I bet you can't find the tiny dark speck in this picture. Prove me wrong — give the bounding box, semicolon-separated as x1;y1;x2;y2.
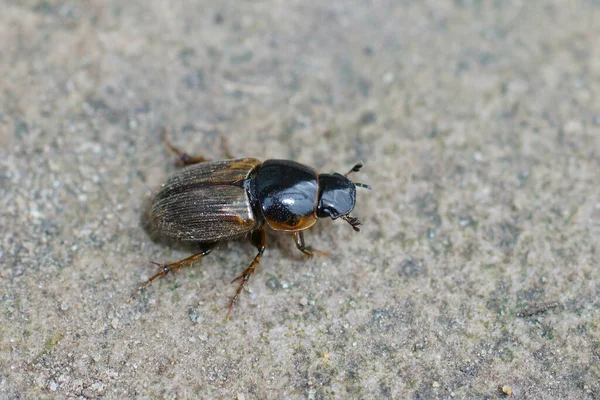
230;50;253;64
33;1;53;15
14;120;29;139
187;307;200;323
359;111;377;126
456;60;470;74
266;276;280;291
358;77;371;97
214;13;224;24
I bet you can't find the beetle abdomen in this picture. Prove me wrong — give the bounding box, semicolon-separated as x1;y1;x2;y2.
151;158;261;242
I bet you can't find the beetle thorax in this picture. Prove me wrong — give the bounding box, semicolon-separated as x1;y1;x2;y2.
253;160;319;231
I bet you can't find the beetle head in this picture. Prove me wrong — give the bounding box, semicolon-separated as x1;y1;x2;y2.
317;162;370;232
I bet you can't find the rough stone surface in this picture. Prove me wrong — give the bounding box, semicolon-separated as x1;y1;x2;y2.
1;1;599;399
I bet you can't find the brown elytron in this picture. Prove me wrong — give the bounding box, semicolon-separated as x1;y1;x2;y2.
150;158;261;242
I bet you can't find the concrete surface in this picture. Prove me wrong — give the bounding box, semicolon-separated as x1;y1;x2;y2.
1;1;599;398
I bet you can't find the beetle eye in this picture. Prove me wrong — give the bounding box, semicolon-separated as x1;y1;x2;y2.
341;215;362;232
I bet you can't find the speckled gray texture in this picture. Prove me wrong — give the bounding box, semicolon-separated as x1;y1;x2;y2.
1;1;599;399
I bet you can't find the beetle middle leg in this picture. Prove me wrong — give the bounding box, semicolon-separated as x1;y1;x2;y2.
134;243;216;298
161;127;209;165
292;231;329;258
226;228;266;318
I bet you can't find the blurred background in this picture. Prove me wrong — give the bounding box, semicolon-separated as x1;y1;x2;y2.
1;1;599;398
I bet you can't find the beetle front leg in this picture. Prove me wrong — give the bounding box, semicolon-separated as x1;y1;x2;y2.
161;127;209;166
292;231;330;258
133;243;216;298
226;228;266;318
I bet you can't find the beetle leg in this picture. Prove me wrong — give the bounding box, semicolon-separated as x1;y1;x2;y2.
161;127;209;166
226;228;266;318
292;231;330;258
220;135;235;159
133;244;215;298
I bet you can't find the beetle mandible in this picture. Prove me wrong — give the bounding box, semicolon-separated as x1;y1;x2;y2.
137;131;370;317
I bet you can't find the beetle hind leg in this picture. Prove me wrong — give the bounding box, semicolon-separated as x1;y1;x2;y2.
133;243;216;299
292;231;330;258
226;228;266;318
161;127;209;166
220;135;236;159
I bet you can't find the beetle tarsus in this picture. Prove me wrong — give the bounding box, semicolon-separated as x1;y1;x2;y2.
227;255;261;318
309;248;330;257
292;231;330;258
226;228;266;319
133;246;214;299
161;127;209;166
341;215;362;232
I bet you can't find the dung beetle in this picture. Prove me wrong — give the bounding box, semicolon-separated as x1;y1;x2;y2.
137;131;370;317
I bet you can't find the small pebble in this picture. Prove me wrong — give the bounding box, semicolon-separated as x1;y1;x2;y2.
382;71;395;84
432;381;440;388
299;297;308;307
60;302;69;311
563;120;582;134
502;385;512;395
49;381;58;391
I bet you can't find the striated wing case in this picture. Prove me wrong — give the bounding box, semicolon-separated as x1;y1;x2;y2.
151;158;262;242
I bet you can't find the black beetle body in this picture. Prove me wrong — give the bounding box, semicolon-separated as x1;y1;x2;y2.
139;134;369;317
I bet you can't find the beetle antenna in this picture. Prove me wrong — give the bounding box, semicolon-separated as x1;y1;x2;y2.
345;161;364;177
355;182;372;190
341;215;362;232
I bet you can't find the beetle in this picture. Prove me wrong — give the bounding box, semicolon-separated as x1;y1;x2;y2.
137;131;370;317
